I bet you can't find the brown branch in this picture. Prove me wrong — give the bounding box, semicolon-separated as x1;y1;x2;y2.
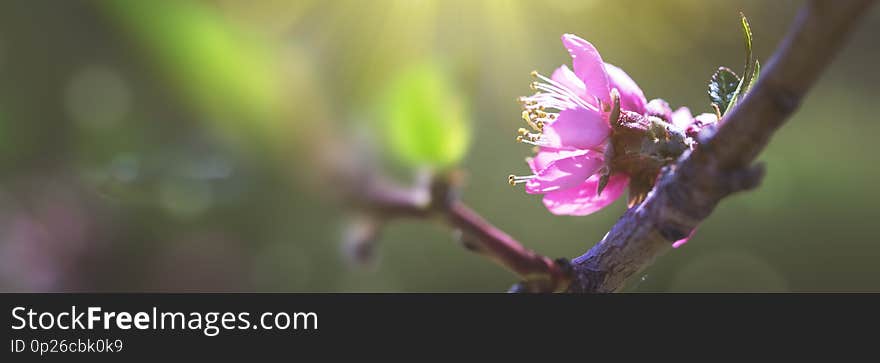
566;0;875;292
446;201;570;292
351;171;569;292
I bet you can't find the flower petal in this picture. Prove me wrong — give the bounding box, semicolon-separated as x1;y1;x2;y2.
670;107;694;130
604;63;646;114
695;113;718;125
672;228;698;248
541;173;628;216
646;99;672;121
561;34;610;106
525;152;602;194
527;148;589;173
541;107;610;150
550;64;589;103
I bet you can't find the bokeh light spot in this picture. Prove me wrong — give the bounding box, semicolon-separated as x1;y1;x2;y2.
158;178;213;219
109;153;140;183
65;65;132;129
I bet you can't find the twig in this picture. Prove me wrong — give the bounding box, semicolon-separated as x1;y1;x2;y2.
352;171;569;292
446;201;570;292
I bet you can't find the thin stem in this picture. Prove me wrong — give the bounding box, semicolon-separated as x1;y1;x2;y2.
350;172;571;292
446;201;570;292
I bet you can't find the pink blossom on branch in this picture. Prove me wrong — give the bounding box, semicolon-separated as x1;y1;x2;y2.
509;34;646;216
509;34;716;232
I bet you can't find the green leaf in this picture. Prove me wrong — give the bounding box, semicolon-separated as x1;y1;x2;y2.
708;67;741;116
724;14;757;114
745;59;761;94
381;63;471;168
740;12;753;73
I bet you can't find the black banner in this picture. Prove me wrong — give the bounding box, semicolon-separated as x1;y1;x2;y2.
1;294;876;359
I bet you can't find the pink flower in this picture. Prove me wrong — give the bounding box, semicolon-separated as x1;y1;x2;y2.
509;34;723;247
670;107;719;140
648;99;719;139
509;34;647;216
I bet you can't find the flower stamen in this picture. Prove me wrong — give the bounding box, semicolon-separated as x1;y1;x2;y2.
529;70;594;110
520;110;554;132
517;138;551;147
508;174;535;186
516;69;598;145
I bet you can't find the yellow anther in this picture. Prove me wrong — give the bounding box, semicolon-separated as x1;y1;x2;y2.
508;175;516;186
530;70;539;78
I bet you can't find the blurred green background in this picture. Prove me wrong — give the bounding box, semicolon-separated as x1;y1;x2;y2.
0;0;878;292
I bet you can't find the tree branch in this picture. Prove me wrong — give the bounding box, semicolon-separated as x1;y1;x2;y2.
446;201;570;292
350;171;569;292
566;0;875;292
